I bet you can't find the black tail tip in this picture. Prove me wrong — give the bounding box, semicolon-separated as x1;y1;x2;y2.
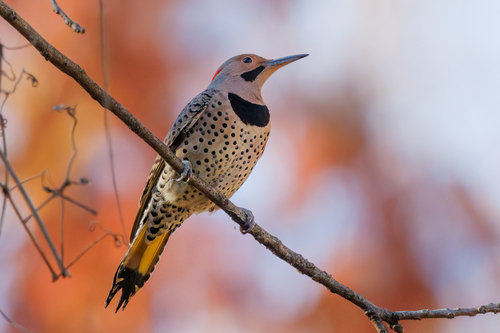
105;267;145;313
105;285;133;313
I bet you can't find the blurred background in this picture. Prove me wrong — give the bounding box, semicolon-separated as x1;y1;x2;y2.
1;0;500;332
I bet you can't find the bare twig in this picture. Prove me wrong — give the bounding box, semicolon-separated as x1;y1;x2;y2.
0;68;33;109
0;43;8;237
54;221;124;279
60;194;97;215
98;0;127;241
0;147;69;278
0;180;58;278
0;150;7;236
1;43;30;50
53;104;78;180
0;42;2;91
0;102;98;280
60;195;65;264
392;303;500;321
49;0;85;34
103;96;127;242
0;308;32;333
52;104;78;261
0;46;16;81
0;40;113;308
51;105;98;214
9;170;47;190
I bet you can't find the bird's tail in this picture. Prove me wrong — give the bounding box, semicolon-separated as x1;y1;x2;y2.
105;225;171;312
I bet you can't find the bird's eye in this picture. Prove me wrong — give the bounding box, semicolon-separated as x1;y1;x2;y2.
242;57;253;63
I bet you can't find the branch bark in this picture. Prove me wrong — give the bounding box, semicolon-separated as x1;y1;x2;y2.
1;1;498;332
49;0;85;33
392;303;500;320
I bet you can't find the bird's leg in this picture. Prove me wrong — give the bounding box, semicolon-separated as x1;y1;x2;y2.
239;207;255;234
172;160;192;183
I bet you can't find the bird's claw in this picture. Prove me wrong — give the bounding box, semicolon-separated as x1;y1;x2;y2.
239;207;255;234
171;160;192;184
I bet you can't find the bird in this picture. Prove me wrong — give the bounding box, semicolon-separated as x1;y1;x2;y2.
105;53;308;312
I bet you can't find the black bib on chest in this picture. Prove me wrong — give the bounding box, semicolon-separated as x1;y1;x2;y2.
228;93;270;127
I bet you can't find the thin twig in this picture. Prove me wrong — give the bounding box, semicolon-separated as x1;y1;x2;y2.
54;221;124;279
9;170;47;190
14;175;96;224
0;42;2;95
0;47;16;81
392;303;500;321
0;43;61;275
60;194;97;215
0;147;69;278
0;45;39;240
0;43;7;238
0;166;7;236
0;40;103;288
0;68;35;97
57;105;78;181
0;181;58;279
99;0;127;242
22;191;57;224
1;43;31;50
49;0;85;34
0;308;32;333
60;196;65;264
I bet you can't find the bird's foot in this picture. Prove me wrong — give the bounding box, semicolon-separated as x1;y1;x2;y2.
171;160;192;184
239;207;255;234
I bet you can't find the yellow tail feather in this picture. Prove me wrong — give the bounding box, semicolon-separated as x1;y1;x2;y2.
105;226;171;312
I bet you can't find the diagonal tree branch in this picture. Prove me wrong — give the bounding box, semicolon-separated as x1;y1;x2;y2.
1;2;498;332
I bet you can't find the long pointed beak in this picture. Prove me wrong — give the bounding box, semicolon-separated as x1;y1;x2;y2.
264;54;309;69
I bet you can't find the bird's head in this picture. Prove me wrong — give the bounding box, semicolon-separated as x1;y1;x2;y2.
208;53;308;103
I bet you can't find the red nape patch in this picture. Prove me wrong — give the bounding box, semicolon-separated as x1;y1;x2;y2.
212;67;223;81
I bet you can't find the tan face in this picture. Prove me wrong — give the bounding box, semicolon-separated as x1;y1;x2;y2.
211;54;269;81
208;53;308;103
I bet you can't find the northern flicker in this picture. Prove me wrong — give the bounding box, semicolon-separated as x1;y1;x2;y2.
105;53;308;312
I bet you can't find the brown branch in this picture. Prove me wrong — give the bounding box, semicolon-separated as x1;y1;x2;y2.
49;0;84;34
392;303;500;321
1;2;498;332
